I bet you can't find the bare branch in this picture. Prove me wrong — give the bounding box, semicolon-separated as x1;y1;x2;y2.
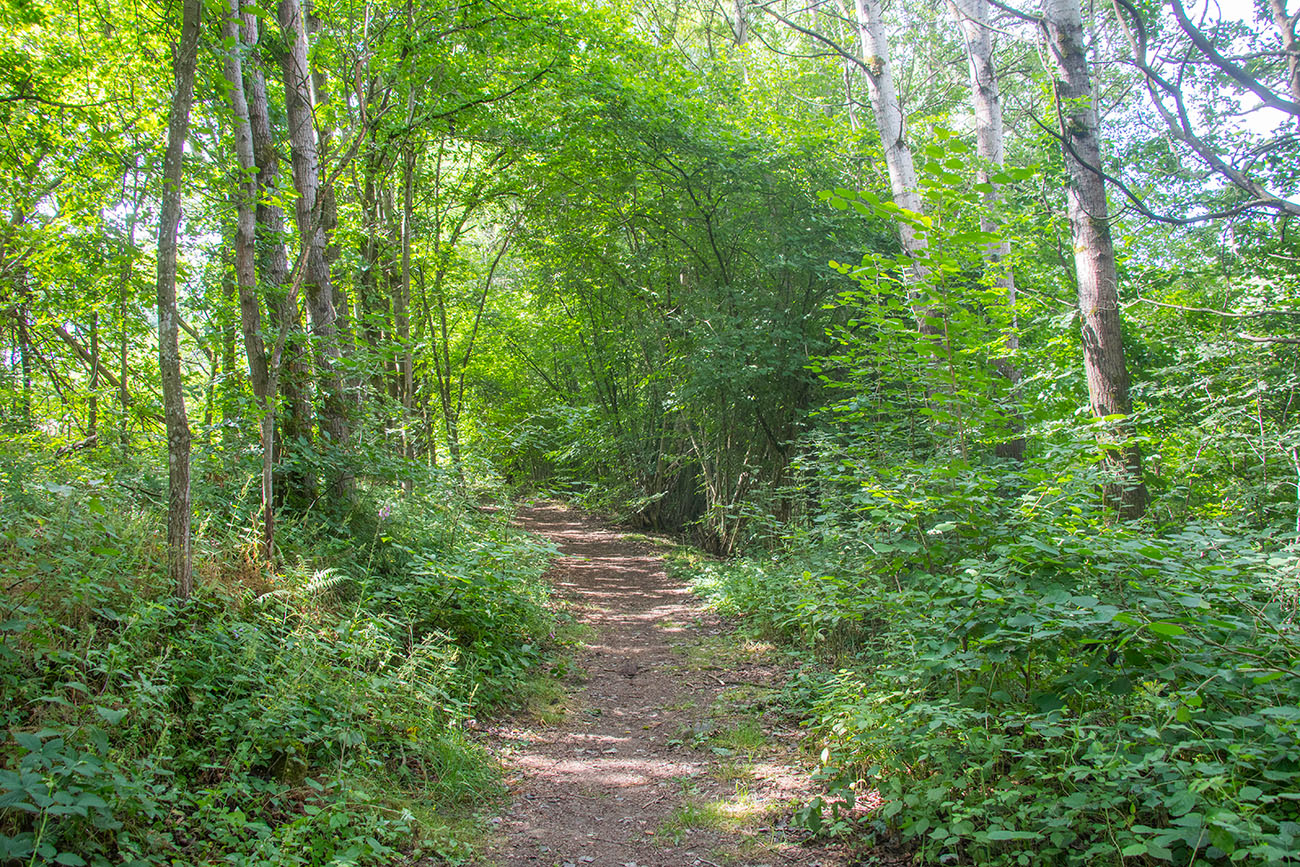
1029;112;1287;222
1109;0;1300;217
985;0;1042;25
0;92;124;110
754;0;877;74
1135;297;1300;317
1169;0;1300;116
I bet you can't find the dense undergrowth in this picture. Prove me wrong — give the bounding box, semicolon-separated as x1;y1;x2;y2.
0;440;560;867
683;453;1300;866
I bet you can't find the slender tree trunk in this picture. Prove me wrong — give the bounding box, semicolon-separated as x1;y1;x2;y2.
6;208;34;427
117;187;142;457
306;1;361;409
243;6;313;508
851;0;948;343
434;290;463;476
1267;0;1300;117
843;60;860;132
17;290;32;428
414;266;437;468
88;310;99;437
358;129;385;405
216;246;238;438
952;0;1024;460
851;0;925;260
278;0;351;498
223;0;275;558
157;0;202;600
1042;0;1147;518
397;144;416;492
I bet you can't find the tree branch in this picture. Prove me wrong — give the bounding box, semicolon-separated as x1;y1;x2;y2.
1169;0;1300;117
1108;0;1300;217
754;0;876;75
1134;297;1300;317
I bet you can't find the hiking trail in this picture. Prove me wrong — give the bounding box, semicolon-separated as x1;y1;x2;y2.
481;502;855;867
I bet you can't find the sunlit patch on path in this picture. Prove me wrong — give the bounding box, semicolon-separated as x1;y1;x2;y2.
481;502;851;867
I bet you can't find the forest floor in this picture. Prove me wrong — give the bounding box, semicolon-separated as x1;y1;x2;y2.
478;502;871;867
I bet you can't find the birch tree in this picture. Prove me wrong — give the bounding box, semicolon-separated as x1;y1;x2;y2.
951;0;1024;460
222;0;280;558
850;0;928;274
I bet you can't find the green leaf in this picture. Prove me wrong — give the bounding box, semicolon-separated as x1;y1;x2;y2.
94;707;127;725
987;829;1040;841
1165;789;1196;817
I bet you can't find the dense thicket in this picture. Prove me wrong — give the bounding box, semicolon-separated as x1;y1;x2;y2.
4;0;1300;863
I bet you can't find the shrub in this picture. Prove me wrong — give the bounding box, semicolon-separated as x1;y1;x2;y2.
0;448;557;866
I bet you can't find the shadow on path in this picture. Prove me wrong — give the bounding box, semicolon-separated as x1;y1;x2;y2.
482;502;851;867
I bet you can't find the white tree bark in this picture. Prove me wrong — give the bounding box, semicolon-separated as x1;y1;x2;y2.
952;0;1024;459
278;0;351;496
222;0;280;557
850;0;945;343
952;0;1011;291
851;0;925;259
1266;0;1300;116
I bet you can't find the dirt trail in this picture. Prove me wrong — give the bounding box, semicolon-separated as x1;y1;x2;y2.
482;502;851;867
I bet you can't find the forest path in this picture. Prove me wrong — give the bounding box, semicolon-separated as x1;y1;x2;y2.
481;502;851;867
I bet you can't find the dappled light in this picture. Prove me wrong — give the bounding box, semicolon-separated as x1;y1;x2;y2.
486;504;846;867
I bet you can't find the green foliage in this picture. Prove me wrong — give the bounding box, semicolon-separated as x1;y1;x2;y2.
0;446;558;866
689;449;1300;865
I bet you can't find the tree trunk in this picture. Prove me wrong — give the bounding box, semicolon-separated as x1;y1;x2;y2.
851;0;925;261
1042;0;1147;518
157;0;202;600
243;5;313;508
16;287;32;428
117;188;142;457
851;0;947;342
952;0;1024;460
278;0;351;498
88;310;99;437
357;126;387;406
843;60;860;132
223;0;274;557
306;1;361;411
6;208;34;426
216;246;238;438
1267;0;1300;117
397;143;416;492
